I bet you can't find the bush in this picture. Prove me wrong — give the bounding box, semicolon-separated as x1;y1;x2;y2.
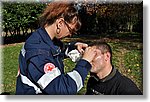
2;2;46;37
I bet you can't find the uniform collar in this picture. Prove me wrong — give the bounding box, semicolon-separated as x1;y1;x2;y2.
38;27;61;56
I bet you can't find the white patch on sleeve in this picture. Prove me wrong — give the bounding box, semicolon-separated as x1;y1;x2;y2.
67;70;83;92
37;67;61;89
20;74;42;94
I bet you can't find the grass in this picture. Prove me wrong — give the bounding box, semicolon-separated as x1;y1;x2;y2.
1;32;143;94
2;43;23;94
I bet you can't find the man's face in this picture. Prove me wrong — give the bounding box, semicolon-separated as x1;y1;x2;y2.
90;47;106;73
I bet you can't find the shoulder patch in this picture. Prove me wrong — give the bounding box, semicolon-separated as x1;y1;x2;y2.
44;63;56;73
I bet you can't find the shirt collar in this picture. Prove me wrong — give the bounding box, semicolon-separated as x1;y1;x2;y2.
100;66;116;82
92;66;116;82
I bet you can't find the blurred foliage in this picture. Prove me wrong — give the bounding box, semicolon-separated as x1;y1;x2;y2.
2;2;46;37
78;2;143;35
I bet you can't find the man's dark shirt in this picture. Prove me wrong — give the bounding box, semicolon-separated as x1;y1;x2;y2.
86;67;142;95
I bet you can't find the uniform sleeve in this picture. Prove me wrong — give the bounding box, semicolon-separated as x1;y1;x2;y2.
27;53;91;95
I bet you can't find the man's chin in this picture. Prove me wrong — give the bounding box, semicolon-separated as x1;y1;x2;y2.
90;68;96;73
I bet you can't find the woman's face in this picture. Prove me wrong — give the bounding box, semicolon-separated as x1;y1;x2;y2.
56;20;77;39
64;21;76;37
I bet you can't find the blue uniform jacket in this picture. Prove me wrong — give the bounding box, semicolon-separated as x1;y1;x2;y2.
16;27;91;95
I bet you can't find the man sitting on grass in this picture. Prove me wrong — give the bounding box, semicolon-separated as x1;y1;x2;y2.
85;41;142;95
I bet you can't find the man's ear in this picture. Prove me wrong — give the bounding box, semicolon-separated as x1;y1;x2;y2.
105;52;111;62
56;18;64;28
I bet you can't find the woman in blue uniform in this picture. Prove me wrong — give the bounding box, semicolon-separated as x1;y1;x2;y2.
16;2;96;95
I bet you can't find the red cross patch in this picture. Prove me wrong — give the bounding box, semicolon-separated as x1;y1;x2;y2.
44;63;56;73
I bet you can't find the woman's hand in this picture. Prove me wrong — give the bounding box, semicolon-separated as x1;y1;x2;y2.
75;42;88;54
82;46;97;63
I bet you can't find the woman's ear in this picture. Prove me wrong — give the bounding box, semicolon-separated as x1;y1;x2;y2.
72;16;77;24
56;18;64;28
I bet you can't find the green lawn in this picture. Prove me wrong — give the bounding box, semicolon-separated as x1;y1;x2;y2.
2;43;23;94
1;33;143;94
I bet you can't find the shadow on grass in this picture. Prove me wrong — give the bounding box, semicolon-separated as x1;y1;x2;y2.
2;32;142;51
2;33;31;45
0;92;11;95
66;32;143;51
104;32;143;43
77;32;143;43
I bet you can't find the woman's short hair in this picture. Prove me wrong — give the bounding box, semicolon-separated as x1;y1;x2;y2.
89;41;113;64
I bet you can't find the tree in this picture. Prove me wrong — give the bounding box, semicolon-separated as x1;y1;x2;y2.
2;2;46;37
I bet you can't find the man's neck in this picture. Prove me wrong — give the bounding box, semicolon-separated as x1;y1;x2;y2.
96;64;112;80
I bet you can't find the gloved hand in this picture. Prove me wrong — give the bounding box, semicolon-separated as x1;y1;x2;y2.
75;42;88;54
67;49;82;62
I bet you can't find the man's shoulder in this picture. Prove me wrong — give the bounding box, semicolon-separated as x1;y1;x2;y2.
114;70;135;86
114;71;142;94
115;70;134;84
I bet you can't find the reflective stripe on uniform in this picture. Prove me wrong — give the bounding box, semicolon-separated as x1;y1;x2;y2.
37;67;61;89
67;70;83;92
21;44;26;57
20;74;42;94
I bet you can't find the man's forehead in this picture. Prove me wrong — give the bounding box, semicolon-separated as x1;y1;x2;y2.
91;46;96;49
91;46;102;53
94;50;102;60
96;49;102;55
